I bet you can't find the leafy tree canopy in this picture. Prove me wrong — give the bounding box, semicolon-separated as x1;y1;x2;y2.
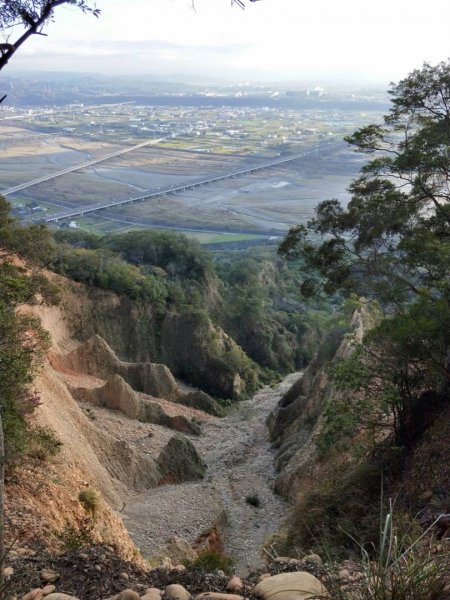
279;61;450;308
0;0;99;74
279;61;450;449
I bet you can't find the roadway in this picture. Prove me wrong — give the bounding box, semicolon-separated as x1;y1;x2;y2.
43;153;302;223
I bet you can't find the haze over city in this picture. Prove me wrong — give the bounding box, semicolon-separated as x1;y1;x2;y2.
5;0;450;83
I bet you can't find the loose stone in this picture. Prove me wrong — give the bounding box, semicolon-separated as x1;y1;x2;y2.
164;584;190;600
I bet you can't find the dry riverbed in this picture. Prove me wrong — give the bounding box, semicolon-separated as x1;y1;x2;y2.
121;373;301;574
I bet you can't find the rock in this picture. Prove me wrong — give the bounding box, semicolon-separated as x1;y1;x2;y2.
22;589;44;600
44;595;78;600
120;573;130;581
115;591;140;600
3;566;13;579
194;595;243;600
40;570;60;584
164;536;197;564
141;589;162;600
161;557;175;570
180;391;225;417
164;584;190;600
158;435;206;484
42;586;56;596
226;577;243;592
273;557;291;564
141;593;162;600
99;375;141;420
171;565;186;573
253;572;329;600
339;569;351;581
258;574;271;582
303;553;323;567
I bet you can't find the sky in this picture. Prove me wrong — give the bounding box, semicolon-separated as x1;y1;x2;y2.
5;0;450;84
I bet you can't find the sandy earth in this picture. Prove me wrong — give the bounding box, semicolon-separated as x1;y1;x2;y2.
120;373;301;574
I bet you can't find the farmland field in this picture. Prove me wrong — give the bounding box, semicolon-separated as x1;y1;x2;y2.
0;100;382;244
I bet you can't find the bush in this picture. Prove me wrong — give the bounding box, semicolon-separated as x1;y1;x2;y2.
325;507;449;600
26;426;63;461
78;488;100;518
246;494;261;508
184;550;234;575
57;520;94;551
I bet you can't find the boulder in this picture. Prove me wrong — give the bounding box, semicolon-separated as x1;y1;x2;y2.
140;401;200;435
179;391;225;417
42;586;56;596
226;577;243;592
44;595;79;600
158;435;206;484
141;589;162;600
253;572;329;600
22;589;44;600
40;570;60;583
164;584;190;600
303;553;323;567
115;591;140;600
194;595;243;600
3;566;13;579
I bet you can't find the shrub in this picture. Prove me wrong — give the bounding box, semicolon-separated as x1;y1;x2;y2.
246;494;261;508
325;506;450;600
26;426;62;461
78;488;100;518
57;520;94;551
184;550;234;574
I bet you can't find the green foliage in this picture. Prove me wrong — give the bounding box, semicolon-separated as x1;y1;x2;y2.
26;426;62;461
326;507;449;600
184;550;234;575
214;247;335;375
285;449;405;556
0;309;51;462
279;61;450;458
57;520;94;552
245;494;261;507
53;245;168;310
78;488;100;518
103;229;213;285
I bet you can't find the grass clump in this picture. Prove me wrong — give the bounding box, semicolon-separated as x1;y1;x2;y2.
78;488;100;518
245;494;261;508
184;550;234;575
325;505;449;600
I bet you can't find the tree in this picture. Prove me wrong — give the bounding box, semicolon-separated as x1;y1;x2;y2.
279;61;450;307
0;1;99;77
0;198;56;582
279;61;450;445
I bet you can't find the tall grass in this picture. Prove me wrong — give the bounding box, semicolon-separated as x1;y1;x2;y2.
326;502;449;600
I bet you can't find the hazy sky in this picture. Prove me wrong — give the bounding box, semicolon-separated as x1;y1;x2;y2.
6;0;450;83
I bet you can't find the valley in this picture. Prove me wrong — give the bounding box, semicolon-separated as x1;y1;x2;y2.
0;96;381;244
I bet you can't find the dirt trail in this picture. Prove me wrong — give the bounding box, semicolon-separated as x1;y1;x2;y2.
121;373;301;574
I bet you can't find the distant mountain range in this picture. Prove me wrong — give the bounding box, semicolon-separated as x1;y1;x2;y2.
0;71;389;109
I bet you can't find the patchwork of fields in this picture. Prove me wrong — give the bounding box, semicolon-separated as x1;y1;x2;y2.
0;102;379;243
